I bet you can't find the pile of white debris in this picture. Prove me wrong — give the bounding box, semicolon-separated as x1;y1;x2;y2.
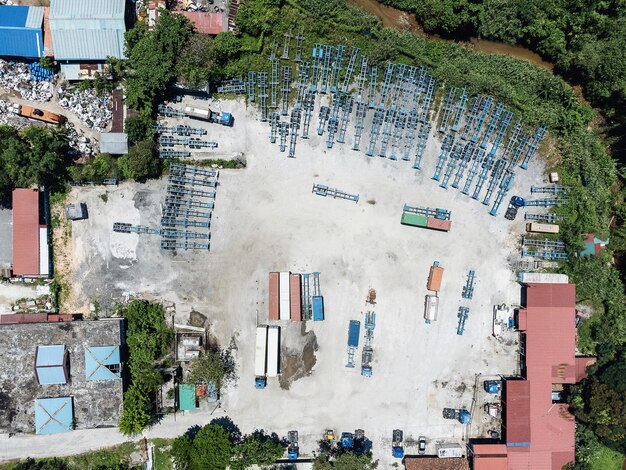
58;85;113;131
0;60;53;101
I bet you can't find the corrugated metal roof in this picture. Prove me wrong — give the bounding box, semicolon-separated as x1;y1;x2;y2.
0;6;44;58
404;457;469;470
176;12;224;35
100;132;128;154
85;345;121;381
35;397;73;434
0;5;29;27
179;384;197;410
51;29;125;60
50;0;125;20
25;6;44;29
12;189;41;276
505;380;531;446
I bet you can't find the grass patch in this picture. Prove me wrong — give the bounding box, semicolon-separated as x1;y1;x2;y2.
589;442;625;470
0;441;139;470
151;438;174;470
99;193;108;203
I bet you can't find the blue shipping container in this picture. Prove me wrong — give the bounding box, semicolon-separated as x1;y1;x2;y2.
348;320;360;347
312;296;324;321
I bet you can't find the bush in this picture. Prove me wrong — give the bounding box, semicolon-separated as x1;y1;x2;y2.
117;139;161;181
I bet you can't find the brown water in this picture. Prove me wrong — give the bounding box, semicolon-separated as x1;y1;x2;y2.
347;0;554;72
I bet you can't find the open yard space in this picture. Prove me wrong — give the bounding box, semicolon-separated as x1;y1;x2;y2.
24;98;548;464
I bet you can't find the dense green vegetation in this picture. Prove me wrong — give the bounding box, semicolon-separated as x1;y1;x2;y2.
313;452;374;469
0;125;71;200
171;424;284;470
118;300;174;435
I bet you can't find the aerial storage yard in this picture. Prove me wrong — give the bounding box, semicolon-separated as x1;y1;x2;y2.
48;90;550;462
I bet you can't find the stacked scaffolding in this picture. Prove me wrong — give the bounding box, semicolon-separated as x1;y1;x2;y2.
270;60;279;108
281;66;292;116
288;107;301;158
258;72;268;122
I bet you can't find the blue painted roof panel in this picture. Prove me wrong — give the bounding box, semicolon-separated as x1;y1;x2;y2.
36;365;67;385
0;6;29;27
36;345;65;366
35;397;73;434
85;345;121;381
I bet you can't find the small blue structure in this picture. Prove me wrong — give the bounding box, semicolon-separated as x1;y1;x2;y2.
0;6;44;58
85;345;121;381
312;296;324;321
35;345;68;385
35;397;73;434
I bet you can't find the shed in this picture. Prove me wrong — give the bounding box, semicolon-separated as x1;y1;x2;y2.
35;344;68;385
12;188;47;277
99;132;128;155
179;384;197;411
35;397;73;434
49;0;126;61
0;6;44;58
85;345;121;380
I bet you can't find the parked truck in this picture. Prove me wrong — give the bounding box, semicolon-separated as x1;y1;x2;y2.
484;380;502;394
254;325;268;388
443;408;471;424
392;429;404;458
184;106;234;126
526;222;560;234
361;346;373;377
427;262;444;292
16;105;66;125
287;430;299;460
424;294;439;323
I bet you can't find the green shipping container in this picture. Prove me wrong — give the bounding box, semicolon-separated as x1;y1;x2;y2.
401;212;428;227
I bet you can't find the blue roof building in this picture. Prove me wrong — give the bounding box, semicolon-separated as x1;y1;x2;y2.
49;0;126;61
85;345;121;381
0;6;44;58
35;397;73;434
35;345;68;385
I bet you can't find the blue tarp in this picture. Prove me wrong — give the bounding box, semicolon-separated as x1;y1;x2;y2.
35;397;73;434
85;345;121;381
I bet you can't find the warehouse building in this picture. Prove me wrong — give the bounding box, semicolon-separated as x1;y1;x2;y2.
0;318;124;434
49;0;126;80
12;188;50;278
472;283;595;470
0;5;45;58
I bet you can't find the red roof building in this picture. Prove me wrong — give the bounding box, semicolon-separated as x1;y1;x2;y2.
473;283;595;470
176;11;224;35
12;188;47;277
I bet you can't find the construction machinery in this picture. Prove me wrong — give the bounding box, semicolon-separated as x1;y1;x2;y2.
287;430;299;460
184;106;234;126
443;408;471;424
361;311;376;377
324;429;335;444
346;320;360;368
392;429;404;458
341;432;354;449
484;380;501;394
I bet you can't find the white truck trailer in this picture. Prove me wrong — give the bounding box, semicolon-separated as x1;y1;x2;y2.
266;325;280;377
254;326;268;388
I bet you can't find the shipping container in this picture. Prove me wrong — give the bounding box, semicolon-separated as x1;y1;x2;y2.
289;273;302;322
401;212;428;227
348;320;361;347
424;295;439;322
517;272;569;284
254;326;268;377
184;106;211;120
18;105;66;125
312;296;324;321
279;271;291;320
268;272;279;321
427;265;444;292
526;222;559;234
426;217;452;232
266;326;280;377
436;443;464;458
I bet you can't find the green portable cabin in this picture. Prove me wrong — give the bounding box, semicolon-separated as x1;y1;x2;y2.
401;212;428;228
